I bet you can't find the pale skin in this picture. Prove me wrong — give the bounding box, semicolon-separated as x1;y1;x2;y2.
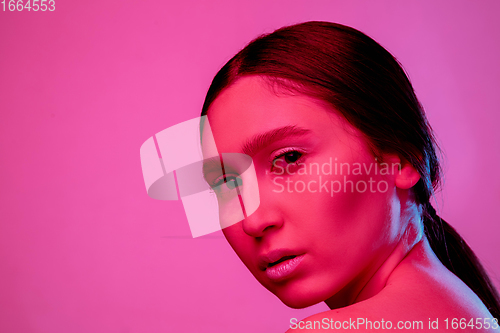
204;76;497;332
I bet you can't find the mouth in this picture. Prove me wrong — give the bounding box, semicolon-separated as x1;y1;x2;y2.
267;255;298;268
258;250;305;282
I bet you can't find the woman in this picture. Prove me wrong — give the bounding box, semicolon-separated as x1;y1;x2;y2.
200;21;499;331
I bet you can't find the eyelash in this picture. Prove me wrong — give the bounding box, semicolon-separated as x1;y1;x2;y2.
271;148;305;171
210;174;240;189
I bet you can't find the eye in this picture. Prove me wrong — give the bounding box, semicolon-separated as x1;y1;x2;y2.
271;148;305;174
273;149;304;165
210;175;243;195
282;151;302;164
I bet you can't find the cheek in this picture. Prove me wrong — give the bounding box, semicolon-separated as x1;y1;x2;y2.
281;170;396;263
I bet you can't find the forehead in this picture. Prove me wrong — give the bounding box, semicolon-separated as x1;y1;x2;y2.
205;76;348;154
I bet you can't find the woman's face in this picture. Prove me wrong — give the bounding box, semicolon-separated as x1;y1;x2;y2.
205;76;404;308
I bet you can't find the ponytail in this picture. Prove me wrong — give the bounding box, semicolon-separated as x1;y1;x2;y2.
423;202;500;319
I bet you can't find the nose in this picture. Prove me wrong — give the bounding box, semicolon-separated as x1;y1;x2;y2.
241;185;284;238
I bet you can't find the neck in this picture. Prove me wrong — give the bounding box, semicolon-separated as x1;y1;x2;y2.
325;200;424;309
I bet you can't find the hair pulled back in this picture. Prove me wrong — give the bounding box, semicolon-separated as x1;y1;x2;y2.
201;21;500;317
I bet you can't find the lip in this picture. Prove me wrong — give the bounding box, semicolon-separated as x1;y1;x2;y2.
265;254;305;281
258;249;305;282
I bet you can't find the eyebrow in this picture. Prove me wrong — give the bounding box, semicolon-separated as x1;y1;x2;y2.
241;125;311;156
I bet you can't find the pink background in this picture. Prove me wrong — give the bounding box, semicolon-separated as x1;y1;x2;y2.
1;1;499;332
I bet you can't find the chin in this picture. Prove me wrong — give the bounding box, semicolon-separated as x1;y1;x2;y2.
281;297;317;309
269;281;332;309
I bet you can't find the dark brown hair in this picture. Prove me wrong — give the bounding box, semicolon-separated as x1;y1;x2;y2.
201;21;500;317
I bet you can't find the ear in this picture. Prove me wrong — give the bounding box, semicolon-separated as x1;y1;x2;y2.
381;154;420;189
394;160;420;189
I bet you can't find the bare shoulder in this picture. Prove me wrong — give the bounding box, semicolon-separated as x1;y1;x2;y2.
285;263;498;332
